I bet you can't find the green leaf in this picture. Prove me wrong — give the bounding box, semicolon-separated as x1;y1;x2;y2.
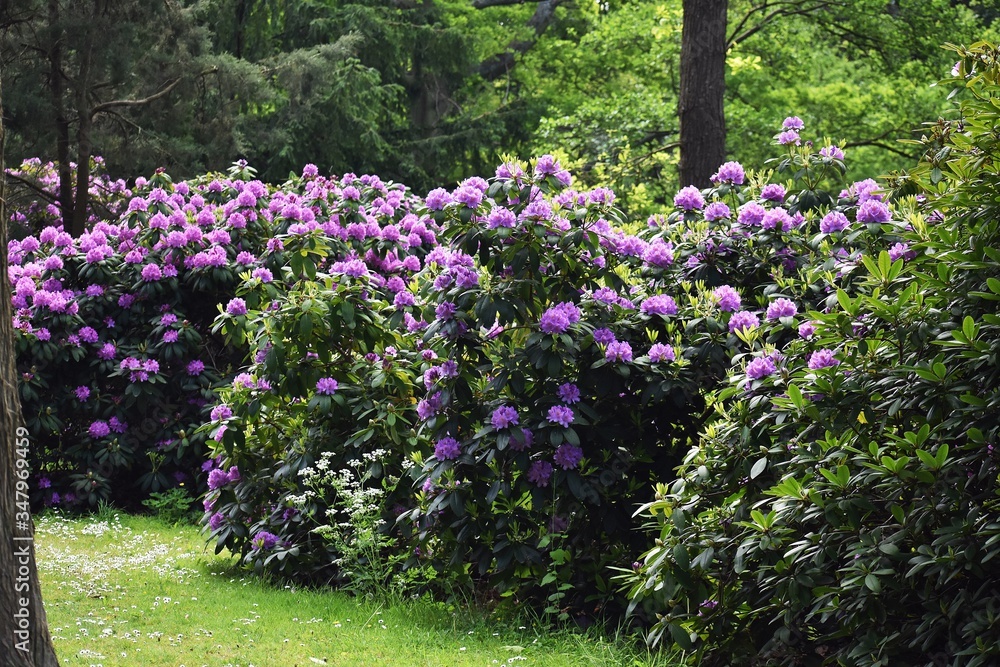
750;456;767;479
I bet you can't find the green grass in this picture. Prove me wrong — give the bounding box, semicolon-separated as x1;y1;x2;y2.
35;511;678;667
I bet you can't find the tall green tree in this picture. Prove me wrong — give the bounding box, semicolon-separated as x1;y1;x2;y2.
3;0;225;235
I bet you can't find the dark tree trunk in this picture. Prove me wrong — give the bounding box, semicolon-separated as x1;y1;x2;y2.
48;0;74;227
678;0;728;188
69;1;97;238
0;59;62;667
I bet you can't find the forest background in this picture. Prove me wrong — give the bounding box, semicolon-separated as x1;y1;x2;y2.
3;0;999;217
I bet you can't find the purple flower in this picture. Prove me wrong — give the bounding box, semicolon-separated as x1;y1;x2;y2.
226;298;248;316
593;328;616;345
88;420;110;439
746;357;777;379
453;185;483;209
251;268;273;282
760;184;786;203
187;359;205;376
643;240;674;267
208;468;230;490
605;340;633;363
251;531;279;551
510;428;534;451
713;285;741;312
435;301;457;321
799;322;817;338
737;202;767;226
210;404;233;422
539;302;581;335
486;207;517;229
711;161;745;185
557;383;581;404
528;460;553;487
765;298;797;320
553;444;584;470
208;512;225;530
728;310;760;333
491;405;519;430
163;330;179;343
648;343;675;363
425;188;453;210
640;295;678;316
782;116;805;130
417;392;442;420
79;326;99;343
820;145;845;160
141;263;162;282
74;386;91;402
820;211;850;233
761;208;793;232
316;378;339;395
97;343;117;360
888;242;914;262
808;349;840;370
777;130;800;145
857;200;891;223
673;186;705;211
703;202;731;221
547;405;574;428
434;436;462;460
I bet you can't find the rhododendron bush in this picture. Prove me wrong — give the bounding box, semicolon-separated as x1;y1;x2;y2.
10;94;932;629
623;43;1000;666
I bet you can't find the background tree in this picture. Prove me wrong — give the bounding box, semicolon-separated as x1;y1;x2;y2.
0;46;61;667
678;0;727;187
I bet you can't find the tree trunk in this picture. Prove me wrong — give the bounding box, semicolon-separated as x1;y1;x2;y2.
48;0;75;228
69;1;97;238
678;0;728;188
0;59;62;667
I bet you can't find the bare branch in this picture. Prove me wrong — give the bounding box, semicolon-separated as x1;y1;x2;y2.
89;76;183;118
472;0;545;8
727;1;841;49
843;137;915;160
477;0;564;80
4;171;58;204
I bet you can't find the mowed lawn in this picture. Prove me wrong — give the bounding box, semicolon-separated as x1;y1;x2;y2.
34;512;675;667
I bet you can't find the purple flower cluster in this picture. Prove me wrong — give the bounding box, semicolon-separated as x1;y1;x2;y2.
547;405;574;428
491;405;519;430
539;302;581;334
648;343;675;363
766;298;798;320
673;186;706;211
713;285;741;312
316;378;339;395
746;356;777;379
729;311;760;333
640;295;678;316
807;349;840;370
434;436;462;460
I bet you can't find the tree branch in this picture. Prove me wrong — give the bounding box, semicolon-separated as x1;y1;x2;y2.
89;76;183;118
4;171;58;205
472;0;545;8
476;0;564;80
843;138;915;160
727;0;840;49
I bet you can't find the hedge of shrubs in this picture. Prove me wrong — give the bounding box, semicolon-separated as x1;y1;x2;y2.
10;40;1000;667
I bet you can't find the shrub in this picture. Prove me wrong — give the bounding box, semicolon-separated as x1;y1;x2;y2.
624;42;1000;666
9;160;278;507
